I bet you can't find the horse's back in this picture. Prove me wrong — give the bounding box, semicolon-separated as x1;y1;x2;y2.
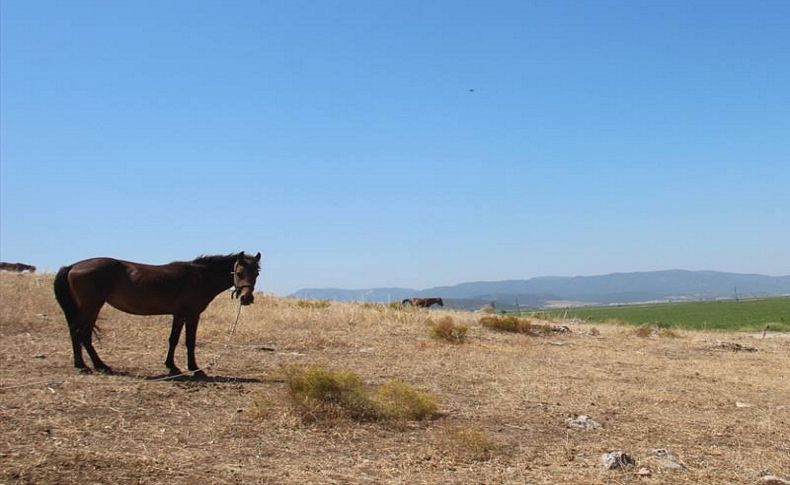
69;257;187;279
65;258;194;315
66;257;125;278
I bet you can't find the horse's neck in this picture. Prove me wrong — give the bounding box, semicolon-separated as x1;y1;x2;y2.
201;263;234;296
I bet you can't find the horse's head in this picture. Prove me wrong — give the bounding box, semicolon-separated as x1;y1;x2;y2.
437;298;444;307
232;251;261;305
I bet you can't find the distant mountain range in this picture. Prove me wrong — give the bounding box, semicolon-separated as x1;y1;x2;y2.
290;270;790;310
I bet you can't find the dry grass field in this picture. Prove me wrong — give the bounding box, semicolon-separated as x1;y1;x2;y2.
1;272;789;484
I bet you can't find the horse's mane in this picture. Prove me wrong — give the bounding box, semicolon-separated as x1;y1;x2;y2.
190;253;260;271
191;254;236;267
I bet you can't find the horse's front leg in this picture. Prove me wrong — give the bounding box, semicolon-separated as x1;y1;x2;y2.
184;315;206;378
165;315;185;375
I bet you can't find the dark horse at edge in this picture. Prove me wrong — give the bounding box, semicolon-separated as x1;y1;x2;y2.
54;252;261;376
0;262;37;272
402;297;444;308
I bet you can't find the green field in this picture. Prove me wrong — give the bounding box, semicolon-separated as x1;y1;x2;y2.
528;296;790;331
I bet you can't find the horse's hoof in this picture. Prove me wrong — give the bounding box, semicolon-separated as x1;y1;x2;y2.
78;367;93;374
168;368;183;376
96;367;115;375
191;370;208;378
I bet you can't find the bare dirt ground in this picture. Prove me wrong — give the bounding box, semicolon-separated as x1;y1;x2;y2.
1;272;788;484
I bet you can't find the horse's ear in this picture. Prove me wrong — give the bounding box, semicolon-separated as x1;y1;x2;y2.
237;251;245;261
255;252;261;262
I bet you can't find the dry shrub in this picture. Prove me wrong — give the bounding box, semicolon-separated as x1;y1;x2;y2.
533;323;560;335
437;425;497;462
372;380;439;421
294;299;331;310
284;365;378;422
282;366;439;424
480;315;570;337
708;341;758;352
480;315;532;333
430;316;468;344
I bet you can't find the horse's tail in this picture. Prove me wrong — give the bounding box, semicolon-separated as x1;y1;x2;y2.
54;266;79;329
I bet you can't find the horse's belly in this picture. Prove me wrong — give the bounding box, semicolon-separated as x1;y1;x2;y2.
106;292;176;316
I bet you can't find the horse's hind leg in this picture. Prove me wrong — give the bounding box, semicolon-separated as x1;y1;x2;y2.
67;321;90;373
165;315;185;375
79;307;113;374
83;331;113;374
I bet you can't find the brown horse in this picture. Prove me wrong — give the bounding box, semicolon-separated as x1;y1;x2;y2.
0;262;36;272
402;297;444;308
53;252;261;376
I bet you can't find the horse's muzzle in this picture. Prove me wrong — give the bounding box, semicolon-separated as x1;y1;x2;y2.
239;291;254;305
233;286;255;305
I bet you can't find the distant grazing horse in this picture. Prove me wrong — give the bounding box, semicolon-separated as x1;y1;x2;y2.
0;262;36;273
53;252;261;376
402;298;444;308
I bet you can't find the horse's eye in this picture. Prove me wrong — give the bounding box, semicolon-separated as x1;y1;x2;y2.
236;271;244;277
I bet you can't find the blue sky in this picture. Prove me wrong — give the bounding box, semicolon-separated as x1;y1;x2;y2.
2;1;788;295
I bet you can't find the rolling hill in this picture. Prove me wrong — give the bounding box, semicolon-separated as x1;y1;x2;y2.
290;270;790;309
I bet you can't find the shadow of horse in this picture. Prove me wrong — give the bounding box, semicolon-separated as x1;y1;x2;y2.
144;373;263;384
73;368;263;384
